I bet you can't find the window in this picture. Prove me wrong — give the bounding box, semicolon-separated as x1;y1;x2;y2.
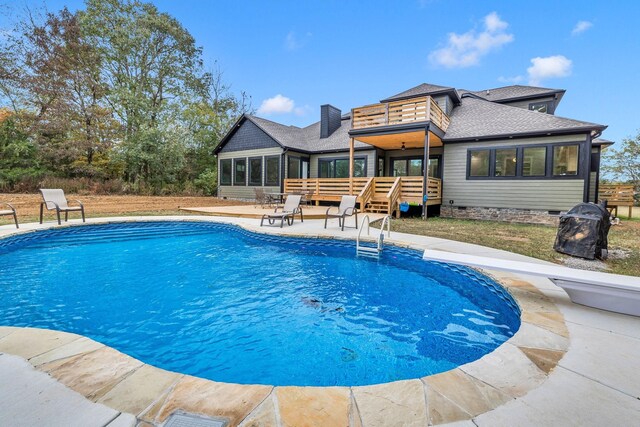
494;148;517;177
318;157;366;178
220;159;232;185
377;157;384;177
529;101;553;114
249;157;262;186
233;158;246;185
522;147;546;176
391;158;422;177
265;156;280;186
428;157;441;178
287;156;300;179
467;143;581;180
553;145;579;176
469;150;490;177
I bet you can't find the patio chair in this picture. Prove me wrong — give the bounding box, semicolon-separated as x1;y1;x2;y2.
0;202;19;229
254;187;268;208
324;195;358;231
260;194;303;228
39;189;85;225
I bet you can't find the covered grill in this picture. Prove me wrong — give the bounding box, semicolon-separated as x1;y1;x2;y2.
553;203;611;260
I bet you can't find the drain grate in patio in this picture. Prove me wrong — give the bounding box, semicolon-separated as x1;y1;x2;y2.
163;411;228;427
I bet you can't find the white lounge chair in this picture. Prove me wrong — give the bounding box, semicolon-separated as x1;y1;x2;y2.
324;195;358;231
0;202;18;228
39;189;85;225
423;249;640;317
260;194;303;228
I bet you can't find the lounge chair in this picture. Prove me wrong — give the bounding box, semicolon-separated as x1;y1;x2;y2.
260;194;303;228
324;195;358;231
0;202;19;229
39;189;85;225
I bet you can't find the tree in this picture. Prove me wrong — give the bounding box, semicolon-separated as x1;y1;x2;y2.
602;131;640;203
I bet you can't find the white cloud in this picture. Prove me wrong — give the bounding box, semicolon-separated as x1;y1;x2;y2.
284;31;312;51
527;55;572;86
429;12;514;68
257;94;295;115
571;21;593;36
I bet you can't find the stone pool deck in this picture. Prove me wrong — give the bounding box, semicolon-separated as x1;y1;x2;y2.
1;215;639;426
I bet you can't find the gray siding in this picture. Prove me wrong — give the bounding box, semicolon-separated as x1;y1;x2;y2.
442;135;587;211
310;150;376;178
218;147;283;199
219;120;280;153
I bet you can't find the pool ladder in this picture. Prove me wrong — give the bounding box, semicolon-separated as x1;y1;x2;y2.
356;215;391;258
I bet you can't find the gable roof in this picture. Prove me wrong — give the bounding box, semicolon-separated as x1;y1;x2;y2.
443;96;606;142
381;83;461;104
215;113;371;155
463;85;565;103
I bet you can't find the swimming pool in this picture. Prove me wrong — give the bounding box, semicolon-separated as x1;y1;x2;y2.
0;221;520;386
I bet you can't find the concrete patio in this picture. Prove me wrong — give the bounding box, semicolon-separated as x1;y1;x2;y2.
0;214;639;426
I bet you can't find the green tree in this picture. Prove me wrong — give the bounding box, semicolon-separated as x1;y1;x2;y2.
602;131;640;203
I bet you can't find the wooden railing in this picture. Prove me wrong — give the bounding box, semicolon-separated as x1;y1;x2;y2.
358;177;375;209
284;176;443;213
386;177;402;215
351;96;450;132
599;184;636;218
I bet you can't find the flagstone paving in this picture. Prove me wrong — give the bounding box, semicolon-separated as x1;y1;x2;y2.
1;215;639;426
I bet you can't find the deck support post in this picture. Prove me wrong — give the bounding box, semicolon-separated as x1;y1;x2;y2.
349;137;355;195
422;126;430;220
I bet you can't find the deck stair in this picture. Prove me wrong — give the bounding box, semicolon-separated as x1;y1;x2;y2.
356;215;391;258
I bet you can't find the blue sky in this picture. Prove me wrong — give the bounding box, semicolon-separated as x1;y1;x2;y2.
4;0;640;144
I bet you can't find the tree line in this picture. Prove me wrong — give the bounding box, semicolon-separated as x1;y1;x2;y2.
0;0;250;195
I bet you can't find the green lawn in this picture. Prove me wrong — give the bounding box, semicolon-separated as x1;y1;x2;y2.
380;216;640;277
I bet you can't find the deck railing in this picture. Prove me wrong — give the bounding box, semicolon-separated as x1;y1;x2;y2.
284;176;442;213
351;96;450;132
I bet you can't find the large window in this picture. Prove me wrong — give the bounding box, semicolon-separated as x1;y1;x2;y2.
522;147;546;177
494;148;517;177
467;143;580;180
233;158;246;185
318;157;366;178
220;159;232;185
553;145;579;176
391;157;441;177
469;150;490;177
265;156;280;186
249;157;262;186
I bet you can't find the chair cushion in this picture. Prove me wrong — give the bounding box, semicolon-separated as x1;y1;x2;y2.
0;210;15;216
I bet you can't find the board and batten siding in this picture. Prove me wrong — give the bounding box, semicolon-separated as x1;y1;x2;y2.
218;147;283;199
309;150;376;178
442;135;587;211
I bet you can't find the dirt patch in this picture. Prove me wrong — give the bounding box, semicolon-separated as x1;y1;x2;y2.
0;193;250;221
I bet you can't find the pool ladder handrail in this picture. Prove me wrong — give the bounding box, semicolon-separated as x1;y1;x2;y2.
356;215;391;258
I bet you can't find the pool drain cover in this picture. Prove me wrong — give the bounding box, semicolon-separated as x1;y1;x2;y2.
163;411;228;427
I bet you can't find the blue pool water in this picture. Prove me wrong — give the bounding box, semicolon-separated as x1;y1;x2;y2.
0;222;520;386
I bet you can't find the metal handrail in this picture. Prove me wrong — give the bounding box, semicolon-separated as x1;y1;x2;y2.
356;214;391;256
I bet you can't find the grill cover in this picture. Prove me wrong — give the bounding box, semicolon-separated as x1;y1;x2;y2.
553;203;611;260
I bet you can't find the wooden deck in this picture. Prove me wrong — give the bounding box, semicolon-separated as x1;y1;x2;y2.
284;176;442;216
599;184;636;218
181;204;376;220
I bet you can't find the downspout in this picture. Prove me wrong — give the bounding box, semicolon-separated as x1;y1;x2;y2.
422;124;431;220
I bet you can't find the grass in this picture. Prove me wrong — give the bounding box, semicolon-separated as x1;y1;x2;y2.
380;216;640;277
